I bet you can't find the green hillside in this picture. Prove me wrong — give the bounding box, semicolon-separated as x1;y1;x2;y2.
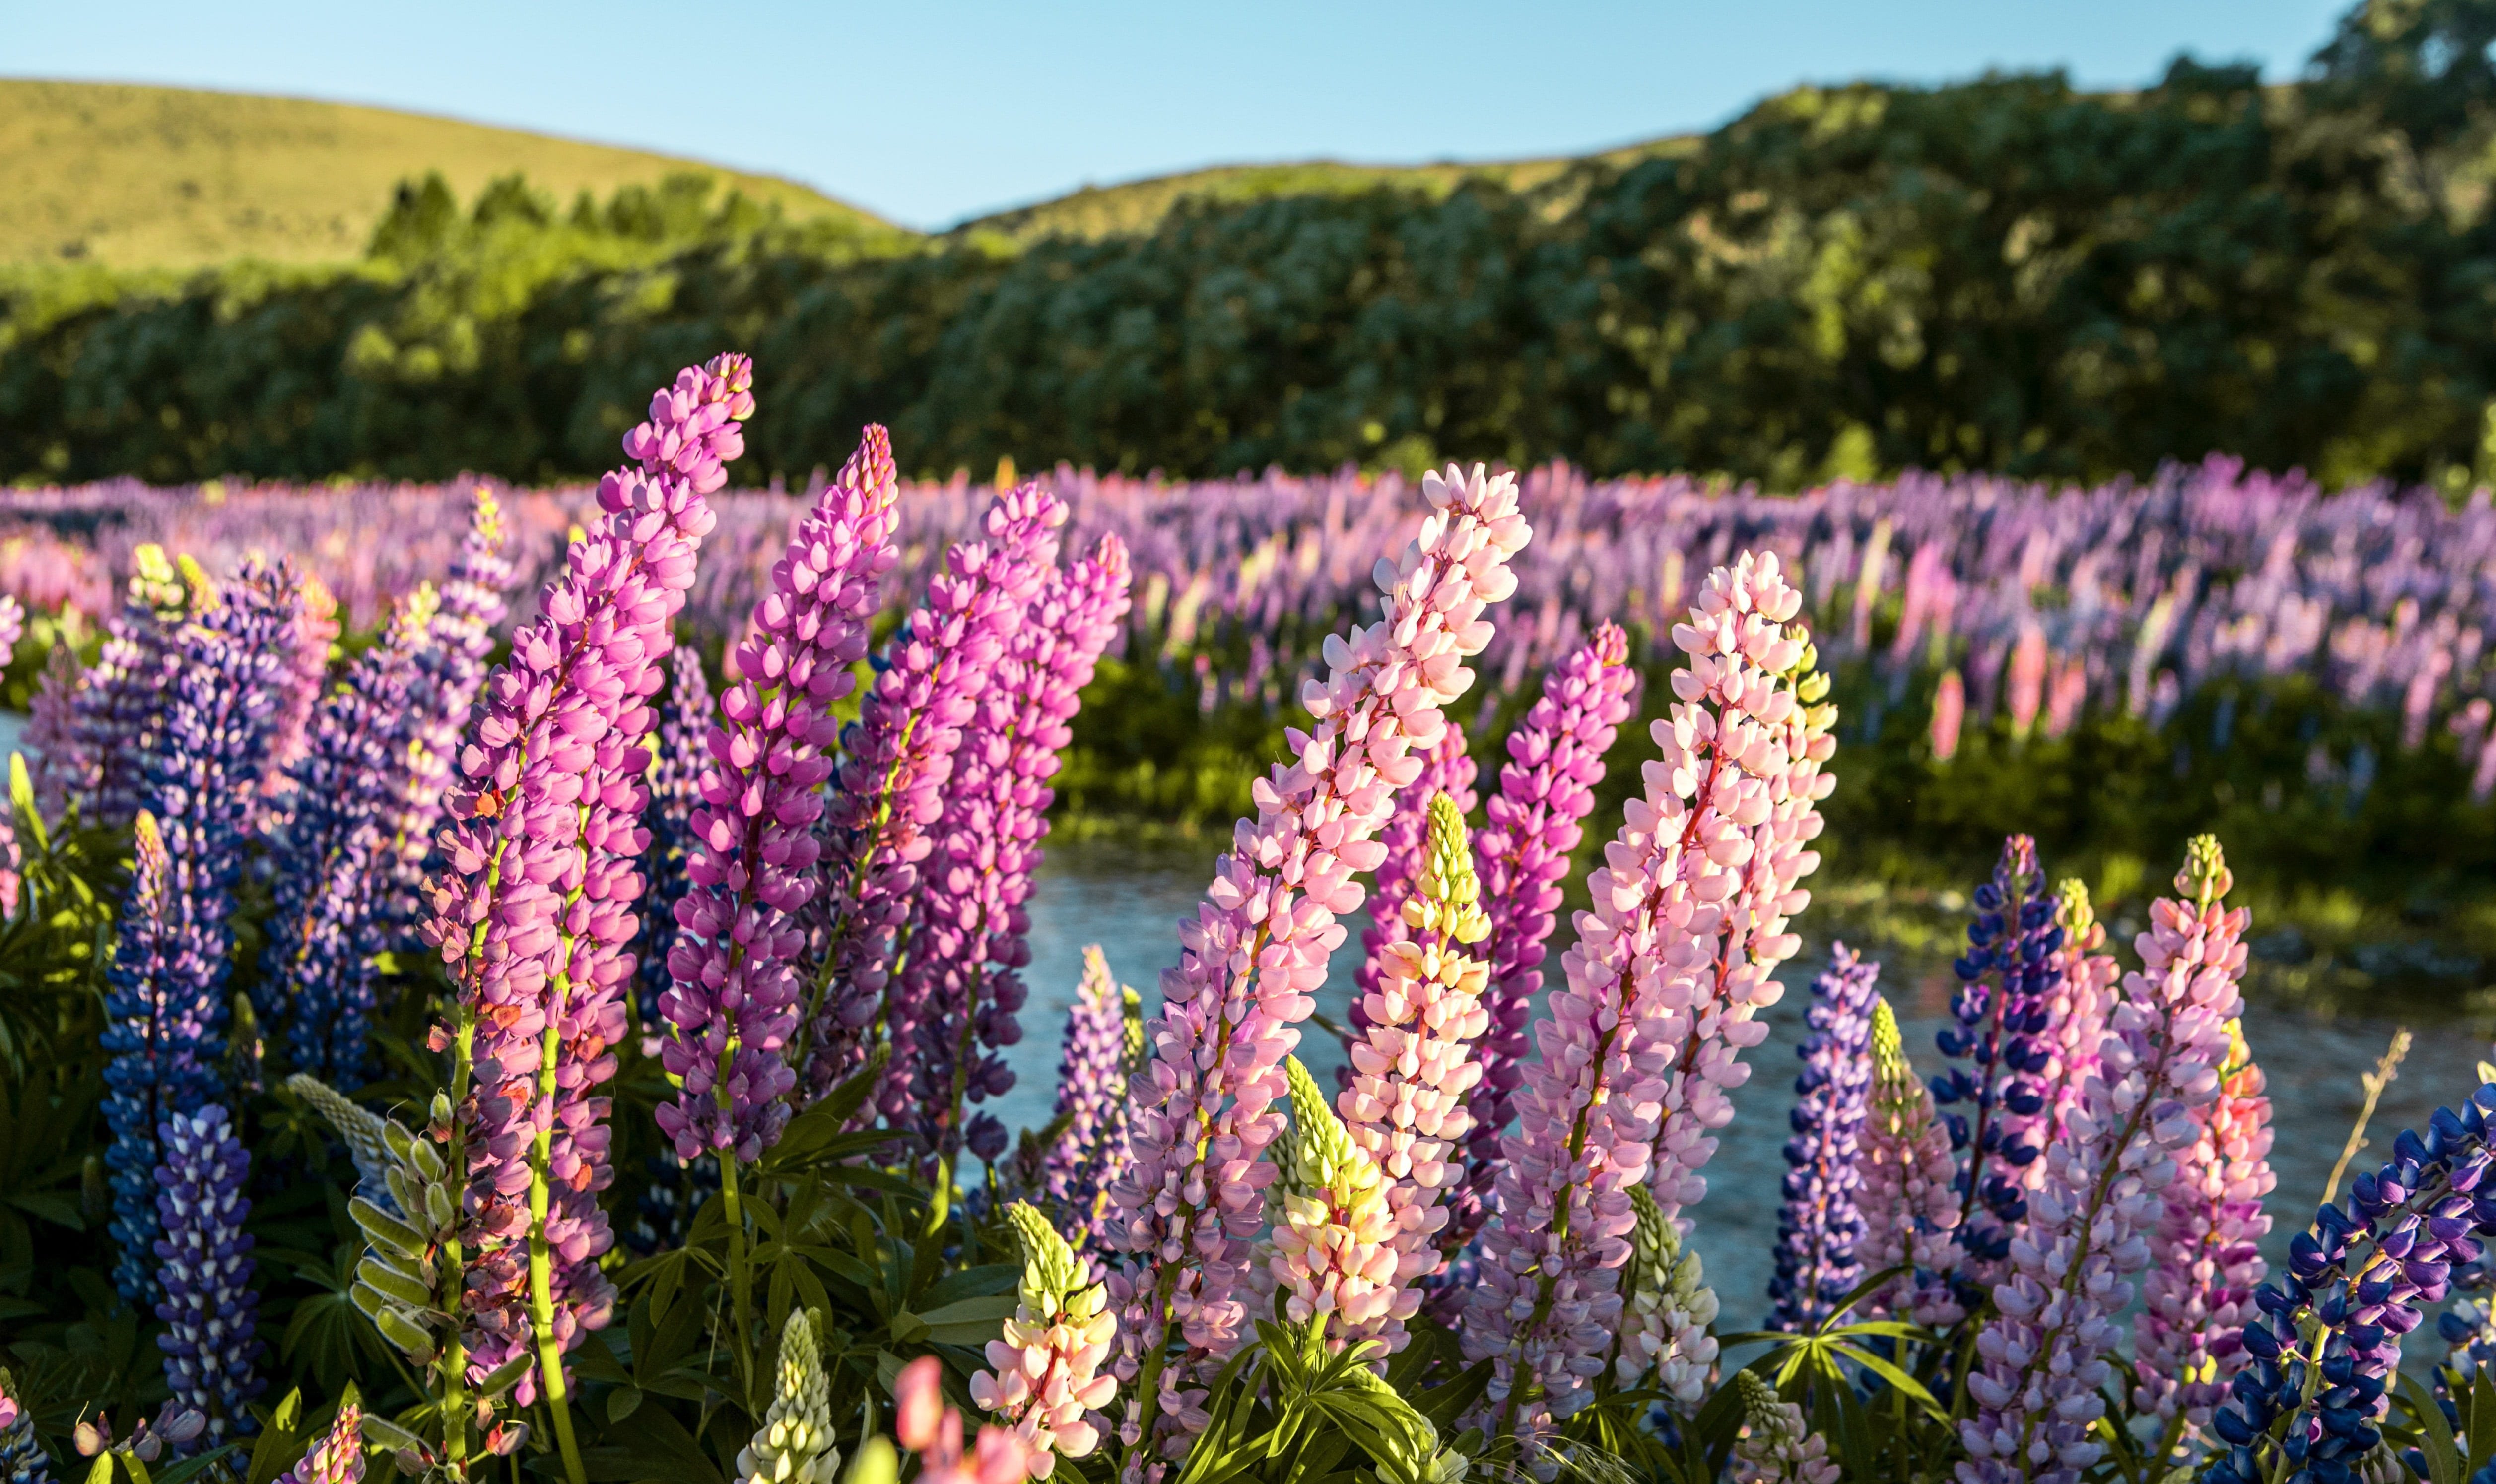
0;79;897;269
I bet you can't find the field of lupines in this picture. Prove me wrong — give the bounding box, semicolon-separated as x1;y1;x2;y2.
8;352;2496;1484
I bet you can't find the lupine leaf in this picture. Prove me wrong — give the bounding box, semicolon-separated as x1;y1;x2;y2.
2401;1372;2466;1484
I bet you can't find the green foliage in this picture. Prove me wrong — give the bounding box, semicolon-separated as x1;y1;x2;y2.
17;21;2496;488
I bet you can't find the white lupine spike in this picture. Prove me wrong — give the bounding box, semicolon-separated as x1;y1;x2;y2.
735;1311;838;1484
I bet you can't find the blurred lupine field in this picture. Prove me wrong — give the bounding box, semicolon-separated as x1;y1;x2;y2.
11;352;2496;1484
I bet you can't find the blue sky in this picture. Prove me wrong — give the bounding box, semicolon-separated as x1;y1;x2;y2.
11;0;2350;229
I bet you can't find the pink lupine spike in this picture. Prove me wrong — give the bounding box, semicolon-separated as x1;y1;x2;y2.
1101;464;1531;1465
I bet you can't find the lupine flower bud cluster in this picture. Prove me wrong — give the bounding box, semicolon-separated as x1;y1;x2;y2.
2209;1099;2496;1482
275;1394;364;1484
103;558;301;1302
1767;943;1877;1333
1456;621;1636;1252
1266;1057;1404;1348
1042;946;1136;1242
1858;998;1965;1327
1959;837;2243;1484
1464;553;1827;1461
1615;1184;1720;1410
737;1312;839;1484
1732;1371;1838;1484
0;1369;54;1484
152;1105;265;1446
659;426;901;1165
422;354;751;1400
800;467;1022;1106
973;1203;1117;1474
1105;464;1529;1460
2135;1014;2273;1429
1933;835;2061;1275
262;587;440;1088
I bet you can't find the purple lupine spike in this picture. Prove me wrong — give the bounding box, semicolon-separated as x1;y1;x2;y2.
421;354;750;1408
886;483;1067;1143
1766;944;1877;1333
1450;621;1637;1255
152;1104;265;1447
907;522;1134;1164
1932;834;2060;1278
658;425;901;1165
24;644;84;823
276;1396;363;1484
101;559;303;1303
2037;880;2118;1163
385;485;515;918
635;646;711;1049
263;575;340;802
1105;465;1529;1464
260;587;438;1087
1960;838;2241;1484
1042;945;1136;1243
0;1366;56;1484
1344;721;1477;1073
796;458;1018;1109
62;544;193;831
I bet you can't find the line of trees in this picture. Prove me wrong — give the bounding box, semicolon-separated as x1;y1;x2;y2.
9;0;2496;489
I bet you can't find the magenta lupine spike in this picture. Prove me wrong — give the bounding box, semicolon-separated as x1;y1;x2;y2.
884;485;1068;1140
2037;880;2119;1164
658;426;901;1165
797;461;1021;1108
1452;622;1638;1253
1333;792;1491;1355
421;354;750;1409
908;526;1134;1162
1344;722;1476;1072
1043;946;1137;1242
1464;553;1830;1457
1958;837;2244;1484
1103;464;1530;1462
2134;1018;2273;1431
276;1395;364;1484
1859;998;1964;1327
386;486;516;915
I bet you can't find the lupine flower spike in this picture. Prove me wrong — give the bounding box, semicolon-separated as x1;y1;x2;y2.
1335;791;1492;1353
972;1203;1117;1475
1105;464;1529;1464
2038;879;2118;1154
152;1105;265;1445
1857;998;1964;1327
1345;723;1476;1081
1933;835;2060;1279
1766;944;1877;1332
1959;836;2242;1484
1732;1371;1838;1484
1465;552;1828;1461
277;1391;365;1484
736;1311;839;1484
1041;946;1135;1242
1615;1184;1720;1412
0;1369;54;1484
1456;622;1637;1253
1267;1056;1403;1349
636;648;711;1050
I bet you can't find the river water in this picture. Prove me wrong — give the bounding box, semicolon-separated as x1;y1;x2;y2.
1007;836;2494;1335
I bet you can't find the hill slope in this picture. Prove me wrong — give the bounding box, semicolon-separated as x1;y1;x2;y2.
0;79;897;270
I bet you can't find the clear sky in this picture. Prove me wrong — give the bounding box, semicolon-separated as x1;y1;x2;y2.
9;0;2352;230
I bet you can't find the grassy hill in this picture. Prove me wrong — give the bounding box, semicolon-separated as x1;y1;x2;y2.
0;79;898;270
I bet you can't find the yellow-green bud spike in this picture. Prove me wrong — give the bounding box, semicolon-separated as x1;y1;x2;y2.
2055;877;2098;941
2178;834;2232;909
1869;997;1923;1117
174;552;217;612
1005;1201;1083;1317
1120;986;1146;1074
1406;791;1491;946
472;484;507;548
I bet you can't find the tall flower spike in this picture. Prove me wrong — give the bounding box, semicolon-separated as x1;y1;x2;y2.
2135;1013;2274;1432
1456;622;1637;1253
1615;1184;1720;1412
795;448;1023;1107
1335;790;1492;1354
422;353;750;1411
0;1368;55;1484
1266;1057;1402;1348
1857;998;1964;1327
1767;944;1877;1333
276;1392;364;1484
736;1311;839;1484
1932;835;2060;1278
386;484;516;919
2038;878;2118;1157
102;559;302;1302
261;586;440;1088
1103;464;1528;1462
1465;552;1828;1459
660;423;902;1165
635;648;710;1049
1732;1371;1838;1484
153;1105;265;1446
973;1203;1117;1475
64;543;194;830
266;574;341;799
1345;723;1476;1076
1958;835;2242;1484
1042;946;1135;1243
